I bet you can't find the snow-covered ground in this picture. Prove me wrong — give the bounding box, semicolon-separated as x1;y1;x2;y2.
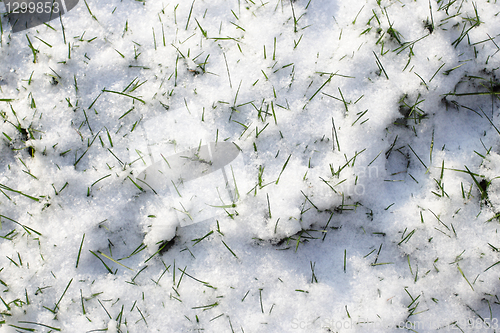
1;0;500;332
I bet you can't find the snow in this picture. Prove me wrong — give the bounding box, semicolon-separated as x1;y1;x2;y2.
1;0;500;332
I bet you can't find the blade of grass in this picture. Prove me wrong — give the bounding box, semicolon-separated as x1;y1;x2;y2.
0;183;39;202
102;89;145;104
98;251;134;271
76;234;85;268
53;279;73;312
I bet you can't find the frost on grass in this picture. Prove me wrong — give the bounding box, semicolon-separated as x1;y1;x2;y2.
1;0;500;332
